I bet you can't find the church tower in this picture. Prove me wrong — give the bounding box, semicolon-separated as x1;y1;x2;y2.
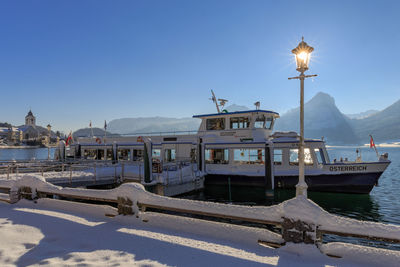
25;110;36;126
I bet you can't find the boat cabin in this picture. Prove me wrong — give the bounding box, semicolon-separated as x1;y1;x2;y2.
193;110;280;142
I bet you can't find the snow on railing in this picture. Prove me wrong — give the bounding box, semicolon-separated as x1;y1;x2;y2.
1;174;400;256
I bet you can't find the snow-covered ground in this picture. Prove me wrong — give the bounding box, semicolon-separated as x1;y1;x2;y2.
1;198;400;266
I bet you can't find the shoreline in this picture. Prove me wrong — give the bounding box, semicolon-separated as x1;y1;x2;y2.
0;145;57;149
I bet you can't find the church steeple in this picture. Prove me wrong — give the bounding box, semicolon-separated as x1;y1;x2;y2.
25;109;36;126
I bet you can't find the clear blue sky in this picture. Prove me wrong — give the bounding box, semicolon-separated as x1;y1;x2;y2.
1;0;399;133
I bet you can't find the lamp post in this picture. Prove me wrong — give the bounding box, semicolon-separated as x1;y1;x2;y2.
47;124;51;160
288;37;317;197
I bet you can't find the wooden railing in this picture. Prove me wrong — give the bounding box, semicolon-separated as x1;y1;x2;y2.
1;178;400;256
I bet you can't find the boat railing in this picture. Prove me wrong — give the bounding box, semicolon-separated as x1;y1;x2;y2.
119;130;199;137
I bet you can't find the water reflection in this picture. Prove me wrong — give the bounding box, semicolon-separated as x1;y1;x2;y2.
186;185;382;223
0;148;56;161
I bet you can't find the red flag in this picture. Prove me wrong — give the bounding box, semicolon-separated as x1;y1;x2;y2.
66;131;73;146
369;135;376;149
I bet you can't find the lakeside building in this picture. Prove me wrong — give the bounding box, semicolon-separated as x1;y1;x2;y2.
0;110;56;146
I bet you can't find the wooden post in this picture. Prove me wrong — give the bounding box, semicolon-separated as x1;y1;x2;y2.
179;163;183;184
69;166;72;185
94;164;97;183
121;163;125;181
41;166;44;177
114;165;117;183
282;217;316;244
117;197;134;215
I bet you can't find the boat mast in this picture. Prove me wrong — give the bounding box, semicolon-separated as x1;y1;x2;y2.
210;89;220;113
210;90;228;113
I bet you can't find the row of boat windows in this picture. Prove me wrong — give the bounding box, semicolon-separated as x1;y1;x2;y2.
204;148;326;165
83;148;196;163
83;147;326;165
206;115;273;131
83;148;144;161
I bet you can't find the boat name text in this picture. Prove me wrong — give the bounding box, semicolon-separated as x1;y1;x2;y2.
329;165;367;172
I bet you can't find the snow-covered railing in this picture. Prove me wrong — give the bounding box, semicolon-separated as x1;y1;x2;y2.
1;174;400;255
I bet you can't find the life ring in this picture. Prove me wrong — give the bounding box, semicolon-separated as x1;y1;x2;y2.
137;136;144;143
96;137;102;144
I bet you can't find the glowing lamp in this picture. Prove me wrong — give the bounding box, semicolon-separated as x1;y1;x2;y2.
292;37;314;72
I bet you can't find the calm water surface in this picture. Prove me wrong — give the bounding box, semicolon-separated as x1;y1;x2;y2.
186;146;400;228
0;147;56;161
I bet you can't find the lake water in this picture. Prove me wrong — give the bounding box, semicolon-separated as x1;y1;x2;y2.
0;147;57;161
1;146;399;246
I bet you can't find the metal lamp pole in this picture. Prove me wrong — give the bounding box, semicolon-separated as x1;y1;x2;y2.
289;37;317;197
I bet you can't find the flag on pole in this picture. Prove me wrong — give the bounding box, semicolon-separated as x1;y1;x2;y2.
369;134;379;159
370;135;376;148
104;120;107;130
89;121;94;138
66;131;73;146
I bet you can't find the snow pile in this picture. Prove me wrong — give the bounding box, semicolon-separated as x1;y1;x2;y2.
321;242;400;266
2;175;400;244
10;174;60;194
2;198;399;266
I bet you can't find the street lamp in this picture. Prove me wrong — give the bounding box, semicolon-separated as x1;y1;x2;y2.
289;37;317;197
47;124;51;160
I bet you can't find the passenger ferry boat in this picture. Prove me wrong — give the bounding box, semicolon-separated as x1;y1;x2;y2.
62;99;391;194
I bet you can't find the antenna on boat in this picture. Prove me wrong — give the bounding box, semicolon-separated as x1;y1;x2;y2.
209;90;228;113
210;90;220;113
254;101;260;110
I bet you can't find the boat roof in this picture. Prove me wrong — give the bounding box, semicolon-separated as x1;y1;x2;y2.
192;110;280;118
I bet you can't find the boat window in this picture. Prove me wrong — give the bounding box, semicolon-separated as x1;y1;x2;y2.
133;149;143;161
233;149;264;164
83;149;97;160
164;149;176;162
230;117;250;129
118;149;131;161
314;148;326;164
97;149;105;160
106;149;113;160
254;115;274;129
152;149;161;158
274;149;283;165
289;149;313;165
205;149;229;164
206;118;225;130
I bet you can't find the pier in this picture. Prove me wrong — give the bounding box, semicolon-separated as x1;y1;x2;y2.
0;160;204;197
0;175;400;263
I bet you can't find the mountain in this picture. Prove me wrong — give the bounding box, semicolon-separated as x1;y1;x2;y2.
73;127;118;138
352;100;400;143
107;117;201;135
345;110;379;120
274;92;359;144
